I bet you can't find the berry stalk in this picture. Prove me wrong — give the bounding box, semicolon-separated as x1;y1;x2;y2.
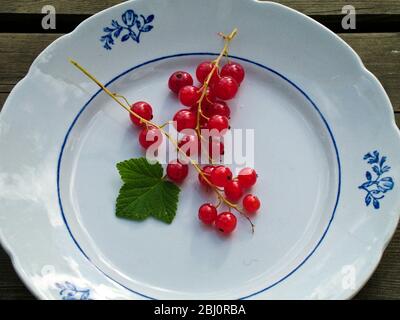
69;58;253;231
195;28;238;138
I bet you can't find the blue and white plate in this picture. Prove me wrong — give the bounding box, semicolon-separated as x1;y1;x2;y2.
0;0;399;300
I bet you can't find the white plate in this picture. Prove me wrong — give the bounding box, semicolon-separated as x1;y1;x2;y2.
0;0;399;300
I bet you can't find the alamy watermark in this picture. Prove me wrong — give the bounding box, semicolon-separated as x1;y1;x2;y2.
342;5;356;30
142;125;255;170
41;5;56;30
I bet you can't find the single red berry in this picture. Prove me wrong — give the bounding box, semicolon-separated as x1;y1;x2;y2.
243;194;261;213
178;85;201;107
214;76;239;100
173;109;197;132
200;121;209;130
211;166;232;187
196;61;219;85
168;71;193;94
215;212;237;234
208;101;231;118
138;126;162;149
224;180;244;202
198;203;218;225
191;102;209;117
207;115;229;133
167;160;189;183
198;165;215;187
221;62;245;85
194;88;216;117
178;135;200;157
238;168;258;188
129;101;153;127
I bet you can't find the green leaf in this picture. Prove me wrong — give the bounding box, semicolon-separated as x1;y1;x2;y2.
116;158;180;224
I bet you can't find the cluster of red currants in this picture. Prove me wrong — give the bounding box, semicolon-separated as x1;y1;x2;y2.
128;58;260;235
168;60;244;133
165;60;245;181
198;166;260;234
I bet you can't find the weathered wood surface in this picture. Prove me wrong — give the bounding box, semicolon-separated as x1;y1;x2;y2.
0;251;34;299
0;0;399;15
339;33;400;112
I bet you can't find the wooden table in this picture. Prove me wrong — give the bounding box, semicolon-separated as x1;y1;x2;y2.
0;0;399;300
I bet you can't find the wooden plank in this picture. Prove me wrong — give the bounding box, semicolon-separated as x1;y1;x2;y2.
395;112;400;127
0;34;62;85
339;33;400;112
0;0;399;15
0;0;122;15
0;249;34;299
0;93;7;112
0;33;398;112
274;0;400;15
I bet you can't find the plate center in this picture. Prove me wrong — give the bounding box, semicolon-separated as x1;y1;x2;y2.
59;55;339;299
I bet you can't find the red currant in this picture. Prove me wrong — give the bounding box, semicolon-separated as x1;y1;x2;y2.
200;121;208;130
224;180;244;202
129;101;153;127
238;168;258;188
168;71;193;94
208;101;231;118
196;61;219;85
178;85;201;107
210;166;232;187
221;62;245;85
178;135;200;157
243;194;261;213
199;112;210;127
191;102;209;118
207;115;229;133
167;160;189;183
215;212;237;234
198;203;218;225
204;87;217;105
198;165;215;187
173;109;197;132
195;88;216;118
195;104;209;120
214;76;239;100
138;126;162;149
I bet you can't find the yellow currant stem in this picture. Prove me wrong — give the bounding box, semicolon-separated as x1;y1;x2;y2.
199;110;210;120
69;59;216;185
159;120;173;129
195;28;238;138
112;93;130;106
215;197;222;209
69;60;154;127
213;189;254;234
70;56;254;233
194;28;238;166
